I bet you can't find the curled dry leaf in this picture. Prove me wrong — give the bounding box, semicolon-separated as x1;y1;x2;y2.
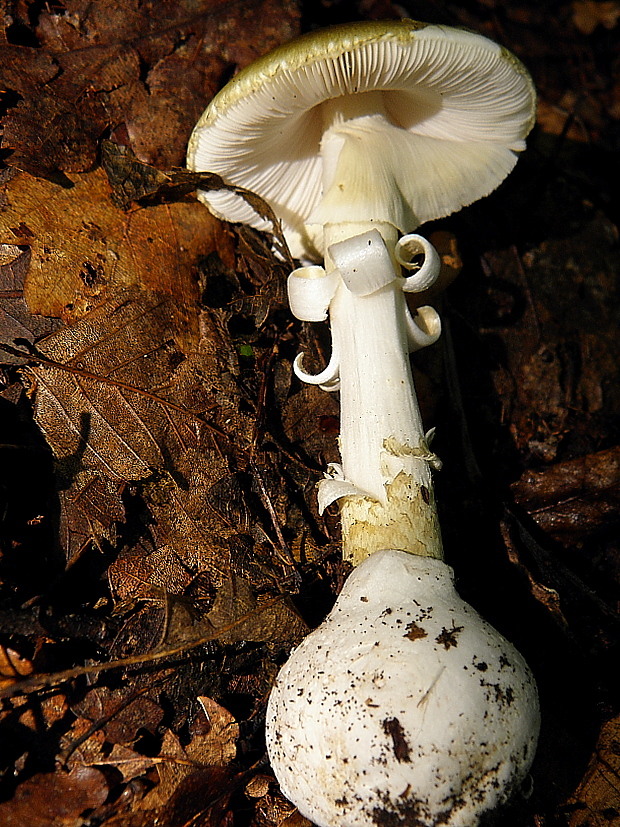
0;766;109;827
101;141;293;266
511;446;620;546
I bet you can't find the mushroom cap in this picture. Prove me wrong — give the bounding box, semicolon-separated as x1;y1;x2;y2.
266;549;540;827
187;20;536;260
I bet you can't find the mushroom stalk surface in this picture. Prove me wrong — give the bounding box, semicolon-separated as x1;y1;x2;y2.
289;228;442;564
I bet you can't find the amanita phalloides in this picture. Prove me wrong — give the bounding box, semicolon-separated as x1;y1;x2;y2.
188;19;540;827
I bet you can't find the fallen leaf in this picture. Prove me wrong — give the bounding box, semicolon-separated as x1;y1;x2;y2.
22;287;218;483
567;716;620;825
73;682;165;746
511;446;620;546
154;765;239;827
282;383;340;475
88;741;158;783
107;460;242;605
0;647;33;692
207;573;307;645
0;168;221;325
59;471;126;563
0;242;59;362
572;0;620;34
536;99;591;143
0;0;300;177
189;696;239;764
0;170;137;318
252;787;302;827
0;766;109;827
138;698;238;810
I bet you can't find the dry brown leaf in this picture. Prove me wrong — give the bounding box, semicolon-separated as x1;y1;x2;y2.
536;99;587;142
138;698;238;810
96;742;159;783
567;716;620;825
59;471;126;563
108;453;245;604
0;43;96;178
0;0;300;176
73;682;165;746
0;170;138;318
109;541;199;603
66;736;159;785
252;789;304;827
572;0;620;34
2;686;69;732
282;384;340;472
511;446;620;546
188;696;239;765
0;765;109;827
537;91;606;143
22;287;219;483
0;646;33;692
207;573;307;645
0;242;59;362
279;811;314;827
0;168;221;324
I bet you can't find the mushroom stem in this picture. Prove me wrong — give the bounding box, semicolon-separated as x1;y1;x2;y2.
289;228;442;565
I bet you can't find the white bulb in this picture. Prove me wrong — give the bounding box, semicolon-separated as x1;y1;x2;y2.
266;549;539;827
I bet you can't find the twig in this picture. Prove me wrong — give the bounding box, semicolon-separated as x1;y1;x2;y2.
0;596;284;700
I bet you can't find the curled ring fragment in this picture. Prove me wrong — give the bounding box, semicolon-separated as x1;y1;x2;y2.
383;429;443;471
396;234;441;293
317;463;376;514
287;266;339;322
405;305;442;353
328;229;397;296
293;349;341;391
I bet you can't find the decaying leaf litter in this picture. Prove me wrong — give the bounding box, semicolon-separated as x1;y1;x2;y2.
0;0;619;825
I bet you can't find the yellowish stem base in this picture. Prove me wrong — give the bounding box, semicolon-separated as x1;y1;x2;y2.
340;473;443;567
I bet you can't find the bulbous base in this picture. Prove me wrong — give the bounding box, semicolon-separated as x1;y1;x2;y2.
266;549;539;827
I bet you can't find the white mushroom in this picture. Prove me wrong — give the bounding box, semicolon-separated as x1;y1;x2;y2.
187;18;539;827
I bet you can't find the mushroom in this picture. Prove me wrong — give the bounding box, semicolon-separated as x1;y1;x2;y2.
187;18;536;563
187;18;539;827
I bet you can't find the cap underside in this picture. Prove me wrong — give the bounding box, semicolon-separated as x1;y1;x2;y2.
187;21;536;260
